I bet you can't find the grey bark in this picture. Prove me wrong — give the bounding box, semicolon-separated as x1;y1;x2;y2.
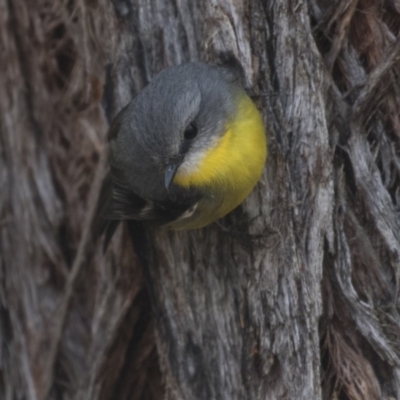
1;0;400;400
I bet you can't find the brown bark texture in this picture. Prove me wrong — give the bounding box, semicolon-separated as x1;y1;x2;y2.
1;0;400;399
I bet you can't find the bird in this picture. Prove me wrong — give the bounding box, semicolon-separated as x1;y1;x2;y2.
97;61;267;243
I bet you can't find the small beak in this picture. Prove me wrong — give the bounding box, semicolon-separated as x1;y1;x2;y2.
164;161;181;190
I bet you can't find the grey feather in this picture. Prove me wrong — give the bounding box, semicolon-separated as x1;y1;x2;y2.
96;61;246;243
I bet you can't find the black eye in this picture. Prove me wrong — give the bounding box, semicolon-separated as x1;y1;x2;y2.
184;123;198;140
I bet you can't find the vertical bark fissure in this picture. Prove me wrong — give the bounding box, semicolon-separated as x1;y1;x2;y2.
1;0;400;399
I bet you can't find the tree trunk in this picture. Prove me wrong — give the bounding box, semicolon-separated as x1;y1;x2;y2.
1;0;400;399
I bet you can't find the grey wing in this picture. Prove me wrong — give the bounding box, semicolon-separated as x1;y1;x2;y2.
92;172;151;250
94;171;199;250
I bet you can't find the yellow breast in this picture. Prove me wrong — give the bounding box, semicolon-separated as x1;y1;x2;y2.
172;93;267;229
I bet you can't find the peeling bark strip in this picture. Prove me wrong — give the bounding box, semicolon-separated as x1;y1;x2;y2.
1;1;400;400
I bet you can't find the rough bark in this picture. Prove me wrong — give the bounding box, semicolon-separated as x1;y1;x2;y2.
1;0;400;400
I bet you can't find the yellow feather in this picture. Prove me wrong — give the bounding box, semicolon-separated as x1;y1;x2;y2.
172;93;267;229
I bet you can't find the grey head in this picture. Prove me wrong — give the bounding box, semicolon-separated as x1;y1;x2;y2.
107;62;244;220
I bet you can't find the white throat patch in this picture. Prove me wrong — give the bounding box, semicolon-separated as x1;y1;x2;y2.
177;133;221;178
177;149;206;177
